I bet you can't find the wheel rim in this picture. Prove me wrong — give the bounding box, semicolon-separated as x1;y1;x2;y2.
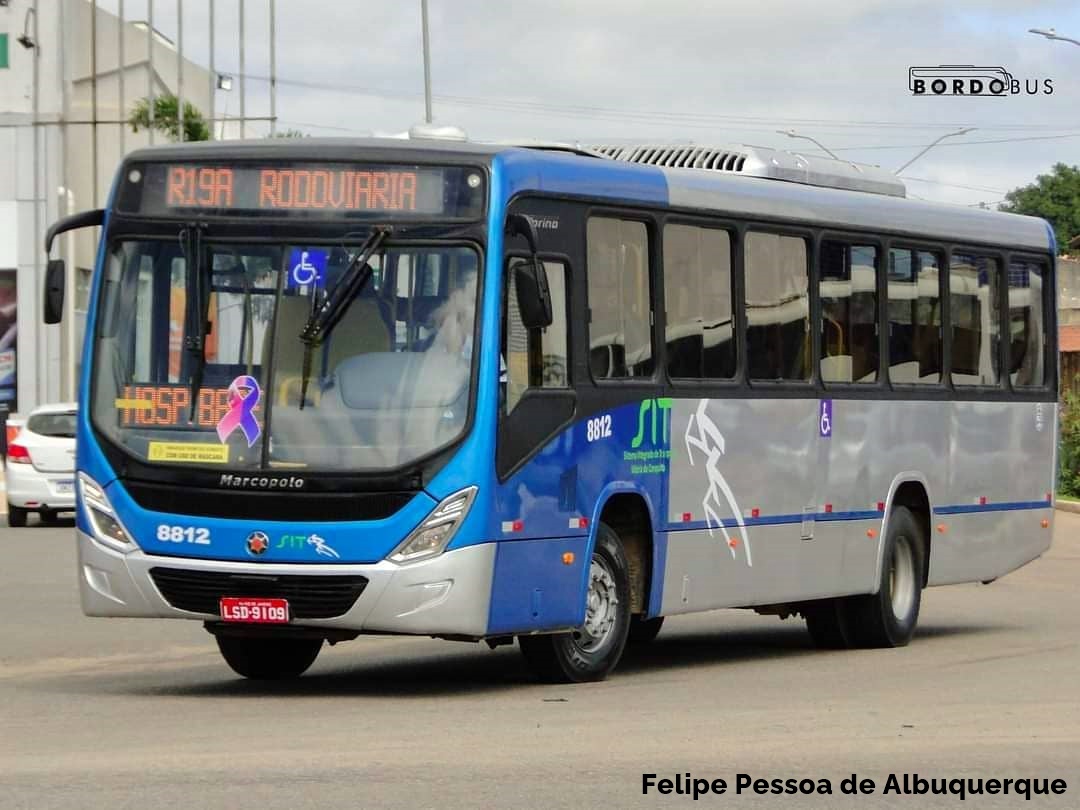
574;555;620;654
889;535;917;622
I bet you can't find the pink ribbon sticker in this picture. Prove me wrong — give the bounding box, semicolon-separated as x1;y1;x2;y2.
216;375;262;447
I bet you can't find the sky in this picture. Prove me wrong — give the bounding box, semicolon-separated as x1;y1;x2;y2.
97;0;1080;208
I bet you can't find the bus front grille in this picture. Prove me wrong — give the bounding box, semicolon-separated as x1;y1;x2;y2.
149;567;369;619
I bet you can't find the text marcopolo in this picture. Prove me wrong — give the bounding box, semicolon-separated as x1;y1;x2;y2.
641;773;1068;800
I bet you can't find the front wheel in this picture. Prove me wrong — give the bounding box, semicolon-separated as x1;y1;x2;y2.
845;506;926;648
216;636;322;680
518;523;631;683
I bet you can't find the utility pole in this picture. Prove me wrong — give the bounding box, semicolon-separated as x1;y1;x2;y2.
239;0;246;138
269;0;277;135
421;0;432;123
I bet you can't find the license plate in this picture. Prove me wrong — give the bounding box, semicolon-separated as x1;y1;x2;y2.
219;597;289;624
54;480;74;494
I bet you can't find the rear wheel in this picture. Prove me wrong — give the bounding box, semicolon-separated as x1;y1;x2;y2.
215;636;322;680
7;504;27;528
845;506;925;648
519;522;631;683
627;615;665;644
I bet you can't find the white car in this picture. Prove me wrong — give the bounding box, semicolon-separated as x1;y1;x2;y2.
6;403;77;527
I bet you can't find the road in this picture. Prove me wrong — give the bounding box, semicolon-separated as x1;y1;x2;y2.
2;513;1078;809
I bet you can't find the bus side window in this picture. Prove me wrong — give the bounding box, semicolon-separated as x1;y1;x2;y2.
951;252;1001;387
663;224;735;380
888;248;942;385
819;240;878;384
586;218;652;379
504;259;569;413
1008;259;1046;388
745;231;810;381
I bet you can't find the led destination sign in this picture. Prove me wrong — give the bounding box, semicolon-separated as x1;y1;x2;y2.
119;162;485;219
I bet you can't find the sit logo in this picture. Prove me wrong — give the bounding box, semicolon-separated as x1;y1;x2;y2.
631;398;673;449
276;534;307;549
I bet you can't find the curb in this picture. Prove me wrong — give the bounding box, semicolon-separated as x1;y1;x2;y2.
1055;500;1080;514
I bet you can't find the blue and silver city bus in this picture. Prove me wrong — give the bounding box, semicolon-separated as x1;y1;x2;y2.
44;136;1057;682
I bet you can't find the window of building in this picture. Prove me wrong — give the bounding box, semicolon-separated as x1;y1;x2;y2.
1007;259;1047;388
951;252;1001;386
587;218;652;379
887;248;942;385
745;231;810;381
0;34;9;70
820;241;878;383
663;224;735;380
505;259;569;412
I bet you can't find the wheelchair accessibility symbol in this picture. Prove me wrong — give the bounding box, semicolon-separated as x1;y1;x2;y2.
819;399;832;438
286;248;328;293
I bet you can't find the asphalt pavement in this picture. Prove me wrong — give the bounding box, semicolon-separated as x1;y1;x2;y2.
2;512;1078;809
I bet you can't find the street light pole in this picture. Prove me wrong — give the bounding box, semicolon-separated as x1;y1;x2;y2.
1029;27;1080;47
895;127;976;175
776;129;841;160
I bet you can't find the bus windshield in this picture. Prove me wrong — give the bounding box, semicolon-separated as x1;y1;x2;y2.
92;238;480;471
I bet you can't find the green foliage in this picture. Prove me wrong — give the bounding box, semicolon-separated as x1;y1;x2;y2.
1059;384;1080;498
270;128;308;138
128;94;211;142
1001;163;1080;253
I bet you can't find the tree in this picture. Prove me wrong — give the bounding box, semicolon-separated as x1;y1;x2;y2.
1000;163;1080;253
128;94;211;142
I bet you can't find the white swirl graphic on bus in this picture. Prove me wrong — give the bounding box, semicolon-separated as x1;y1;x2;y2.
684;398;752;566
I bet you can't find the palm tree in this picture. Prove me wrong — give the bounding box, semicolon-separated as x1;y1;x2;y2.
128;94;211;142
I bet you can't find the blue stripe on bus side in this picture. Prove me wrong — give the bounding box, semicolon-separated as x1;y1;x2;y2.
933;500;1051;515
664;501;1049;530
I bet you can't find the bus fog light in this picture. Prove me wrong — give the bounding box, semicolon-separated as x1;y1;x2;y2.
79;473;137;553
389;487;477;564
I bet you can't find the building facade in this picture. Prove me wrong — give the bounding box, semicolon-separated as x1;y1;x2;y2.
0;0;210;415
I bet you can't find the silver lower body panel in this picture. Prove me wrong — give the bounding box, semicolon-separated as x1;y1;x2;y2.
77;529;496;637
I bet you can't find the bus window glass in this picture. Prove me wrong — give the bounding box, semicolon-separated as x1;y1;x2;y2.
587;218;652;379
951;253;1001;386
745;232;809;381
505;260;570;412
663;224;734;380
1008;259;1046;388
820;241;878;383
888;249;942;384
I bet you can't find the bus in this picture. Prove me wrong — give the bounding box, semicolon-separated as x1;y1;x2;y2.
43;135;1057;683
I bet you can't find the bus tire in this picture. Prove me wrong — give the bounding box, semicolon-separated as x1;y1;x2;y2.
518;522;631;683
803;599;851;649
7;504;27;528
845;506;925;648
216;636;322;680
628;615;665;644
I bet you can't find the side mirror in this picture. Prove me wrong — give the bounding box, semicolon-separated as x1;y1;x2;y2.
44;259;65;324
513;258;553;330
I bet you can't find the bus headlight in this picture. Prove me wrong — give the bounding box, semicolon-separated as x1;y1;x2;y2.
389;487;477;564
78;473;137;553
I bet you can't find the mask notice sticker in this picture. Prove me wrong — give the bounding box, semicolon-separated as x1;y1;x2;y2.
148;442;230;464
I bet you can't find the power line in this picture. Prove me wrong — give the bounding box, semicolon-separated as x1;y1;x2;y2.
900;176;1009;194
233;71;1080;133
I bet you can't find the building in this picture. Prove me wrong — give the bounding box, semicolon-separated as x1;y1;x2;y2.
0;0;212;415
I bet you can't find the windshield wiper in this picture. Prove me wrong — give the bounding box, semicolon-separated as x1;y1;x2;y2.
180;223;210;421
296;226;391;409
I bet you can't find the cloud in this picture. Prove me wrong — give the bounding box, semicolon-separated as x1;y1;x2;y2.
100;0;1080;204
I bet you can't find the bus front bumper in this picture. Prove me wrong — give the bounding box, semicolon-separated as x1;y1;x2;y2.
76;529;496;638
